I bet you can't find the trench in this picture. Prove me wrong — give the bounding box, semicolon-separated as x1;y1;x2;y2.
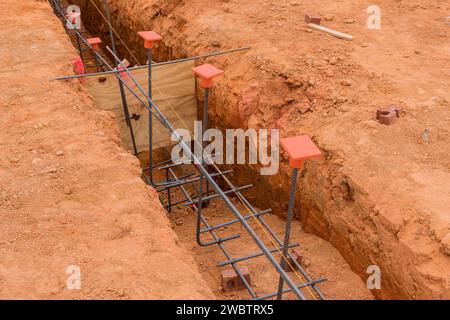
57;0;379;299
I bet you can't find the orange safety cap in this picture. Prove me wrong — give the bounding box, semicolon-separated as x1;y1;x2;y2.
192;64;224;88
87;37;102;50
280;135;321;169
137;31;163;49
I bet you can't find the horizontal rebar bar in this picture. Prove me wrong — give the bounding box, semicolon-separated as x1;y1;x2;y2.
50;47;251;81
157;161;191;171
52;1;313;299
200;208;271;233
183;184;253;206
166;167;257;299
258;278;327;300
103;44;308;300
142;172;194;187
226;188;326;300
157;169;233;192
217;243;299;267
158;154;222;171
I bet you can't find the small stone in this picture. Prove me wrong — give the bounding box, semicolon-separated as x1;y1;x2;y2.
32;158;42;165
337;96;348;103
340;104;350;112
0;191;8;201
440;233;450;256
301;257;311;268
344;19;355;24
403;54;410;58
341;79;352;86
63;186;72;195
364;120;378;129
361;43;368;48
324;69;334;77
329;56;338;65
10;157;20;164
210;40;221;48
56;150;64;156
42;166;58;174
175;218;184;226
421;129;430;143
307;78;316;87
414;50;421;54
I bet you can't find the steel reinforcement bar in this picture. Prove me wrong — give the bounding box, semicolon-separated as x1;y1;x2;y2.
49;0;325;300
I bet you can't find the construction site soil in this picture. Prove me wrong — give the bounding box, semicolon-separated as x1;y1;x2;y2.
0;0;449;299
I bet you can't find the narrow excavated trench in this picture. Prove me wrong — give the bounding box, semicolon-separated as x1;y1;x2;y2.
142;148;373;299
59;0;374;300
62;0;450;300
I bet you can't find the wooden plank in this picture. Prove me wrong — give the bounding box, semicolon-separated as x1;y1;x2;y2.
307;23;354;41
86;60;196;111
86;60;197;152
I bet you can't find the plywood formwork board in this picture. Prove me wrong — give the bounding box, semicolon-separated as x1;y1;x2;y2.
118;95;197;152
87;60;195;110
86;60;197;152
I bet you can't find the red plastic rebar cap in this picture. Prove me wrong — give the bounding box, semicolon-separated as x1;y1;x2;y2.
87;37;102;50
280;135;321;168
137;31;163;49
192;64;224;88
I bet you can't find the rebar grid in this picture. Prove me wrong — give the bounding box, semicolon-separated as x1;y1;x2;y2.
49;0;326;300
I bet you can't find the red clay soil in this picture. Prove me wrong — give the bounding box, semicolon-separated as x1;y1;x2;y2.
75;0;450;299
0;0;213;299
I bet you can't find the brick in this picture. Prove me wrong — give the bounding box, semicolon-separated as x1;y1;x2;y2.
376;109;397;125
282;248;303;272
221;267;251;291
305;13;322;25
377;106;403;120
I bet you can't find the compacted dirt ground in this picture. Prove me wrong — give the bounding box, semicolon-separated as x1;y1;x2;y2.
75;0;450;299
0;0;213;299
0;0;448;300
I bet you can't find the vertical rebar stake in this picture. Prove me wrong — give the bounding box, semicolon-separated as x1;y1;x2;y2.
166;168;172;212
75;33;84;63
104;0;138;155
192;64;224;201
148;48;154;184
203;87;210;201
276;134;323;300
276;168;299;300
104;0;116;53
137;31;162;185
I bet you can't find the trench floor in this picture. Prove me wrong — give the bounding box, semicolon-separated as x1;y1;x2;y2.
143;151;374;300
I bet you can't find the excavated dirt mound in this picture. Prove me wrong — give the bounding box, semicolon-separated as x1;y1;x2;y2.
74;0;450;299
0;0;213;299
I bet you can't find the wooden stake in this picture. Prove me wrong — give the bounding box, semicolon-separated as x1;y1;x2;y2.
307;23;354;41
